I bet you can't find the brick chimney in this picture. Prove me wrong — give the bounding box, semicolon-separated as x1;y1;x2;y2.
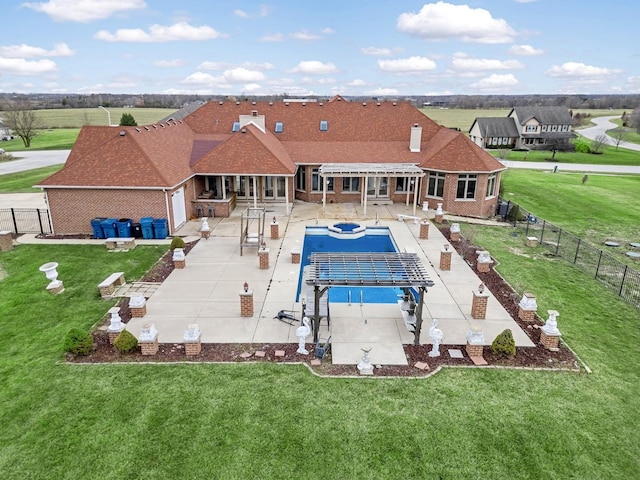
410;124;422;152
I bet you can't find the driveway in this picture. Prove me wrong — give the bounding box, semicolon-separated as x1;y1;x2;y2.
577;115;640;152
0;149;70;175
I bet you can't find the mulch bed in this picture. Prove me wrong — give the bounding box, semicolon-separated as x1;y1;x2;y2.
68;229;581;376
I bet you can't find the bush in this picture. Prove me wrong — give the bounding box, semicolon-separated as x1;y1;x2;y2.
63;328;94;356
573;139;591;153
114;329;138;353
491;329;516;357
169;236;186;251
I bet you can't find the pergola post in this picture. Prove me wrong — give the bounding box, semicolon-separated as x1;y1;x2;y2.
412;175;419;215
285;177;290;214
252;176;258;208
363;175;368;215
322;176;327;213
413;287;426;345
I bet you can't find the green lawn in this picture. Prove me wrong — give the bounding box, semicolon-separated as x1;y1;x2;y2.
501;144;640;166
1;234;639;477
0;166;62;192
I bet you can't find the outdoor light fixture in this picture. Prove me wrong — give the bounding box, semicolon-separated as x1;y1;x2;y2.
478;283;485;294
243;281;249;292
444;244;449;251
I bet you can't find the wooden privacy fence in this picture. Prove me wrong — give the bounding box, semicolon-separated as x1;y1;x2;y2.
497;198;640;310
0;208;52;235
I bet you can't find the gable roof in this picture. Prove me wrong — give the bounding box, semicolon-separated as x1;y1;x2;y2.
470;117;519;138
420;128;504;172
510;106;573;125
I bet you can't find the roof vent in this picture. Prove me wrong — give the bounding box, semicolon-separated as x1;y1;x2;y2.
135;127;141;133
251;110;258;117
393;102;397;106
119;130;126;136
252;101;256;105
152;125;157;129
285;102;290;106
144;126;150;131
302;102;306;106
269;101;273;106
376;102;381;106
362;102;367;106
319;102;323;106
241;128;247;133
219;101;223;105
236;101;240;105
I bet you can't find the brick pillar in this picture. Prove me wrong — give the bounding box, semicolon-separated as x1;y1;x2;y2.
476;250;492;273
184;324;202;356
0;231;13;251
518;293;537;322
439;246;452;271
471;289;489;319
466;343;483;357
291;247;301;264
240;286;254;317
435;203;444;224
173;248;186;269
419;220;430;239
540;330;561;351
139;323;159;356
258;247;270;269
270;222;279;240
108;332;120;344
450;223;461;242
129;296;147;318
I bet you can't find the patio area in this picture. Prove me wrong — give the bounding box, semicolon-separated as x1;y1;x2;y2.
126;202;534;365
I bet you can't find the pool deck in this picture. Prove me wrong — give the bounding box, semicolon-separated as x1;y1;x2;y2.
119;202;534;366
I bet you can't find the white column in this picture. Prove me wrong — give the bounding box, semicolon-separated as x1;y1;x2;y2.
362;175;368;216
285;177;290;214
412;175;419;215
252;176;258;208
322;175;327;213
222;176;227;200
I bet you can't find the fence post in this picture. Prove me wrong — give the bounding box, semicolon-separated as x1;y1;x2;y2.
10;208;18;234
37;209;44;235
513;204;520;226
595;249;602;278
619;266;628;297
555;229;562;256
574;239;581;264
540;220;546;245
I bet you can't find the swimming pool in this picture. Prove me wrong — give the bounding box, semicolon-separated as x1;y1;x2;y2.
296;224;410;304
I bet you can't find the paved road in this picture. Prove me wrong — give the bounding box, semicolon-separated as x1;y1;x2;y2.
0;149;70;175
500;160;640;174
577;115;640;152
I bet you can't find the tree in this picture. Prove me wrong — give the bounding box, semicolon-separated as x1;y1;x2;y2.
590;133;609;154
611;128;627;150
119;112;138;126
1;99;41;148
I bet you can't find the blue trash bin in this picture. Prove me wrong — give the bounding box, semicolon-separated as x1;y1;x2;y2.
116;218;132;237
100;218;118;238
153;218;168;239
140;217;154;239
90;217;106;239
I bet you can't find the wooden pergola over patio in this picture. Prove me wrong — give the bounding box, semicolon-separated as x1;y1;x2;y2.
305;252;435;344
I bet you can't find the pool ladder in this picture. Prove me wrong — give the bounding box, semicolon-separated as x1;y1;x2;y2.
347;290;364;306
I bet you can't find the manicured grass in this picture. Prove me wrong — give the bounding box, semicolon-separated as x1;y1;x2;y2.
0;235;639;478
502;144;640;166
0;165;63;193
420;107;511;130
0;129;80;151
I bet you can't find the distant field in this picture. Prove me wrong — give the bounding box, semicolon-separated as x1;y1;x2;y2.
0;107;177;129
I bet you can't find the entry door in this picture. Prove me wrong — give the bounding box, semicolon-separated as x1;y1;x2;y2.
367;177;389;199
264;176;286;199
171;187;187;229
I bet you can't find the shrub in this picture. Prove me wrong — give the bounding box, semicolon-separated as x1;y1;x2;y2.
114;330;138;354
491;329;516;357
63;328;94;356
573;139;591;153
169;236;186;251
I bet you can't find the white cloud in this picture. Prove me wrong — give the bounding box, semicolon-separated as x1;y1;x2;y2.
261;33;284;42
22;0;147;22
95;22;225;42
451;57;523;71
322;27;335;34
0;43;74;58
346;79;368;87
242;83;262;92
0;57;58;75
471;73;519;90
515;0;538;3
198;61;274;71
546;62;621;78
361;47;392;57
233;9;249;18
509;44;544;56
291;30;322;41
223;67;266;83
397;2;516;44
365;87;399;96
289;61;339;75
182;72;221;85
378;56;437;73
154;59;186;68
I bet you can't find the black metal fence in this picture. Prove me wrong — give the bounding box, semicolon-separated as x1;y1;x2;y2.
0;208;52;235
497;198;640;310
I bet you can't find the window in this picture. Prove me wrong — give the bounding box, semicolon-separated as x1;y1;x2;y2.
486;173;497;198
456;174;477;199
525;125;537;132
541;125;548;132
551;125;558;132
426;171;445;198
296;166;306;191
395;177;415;193
342;177;360;192
319;120;328;131
232;121;240;132
274;121;283;133
311;168;333;192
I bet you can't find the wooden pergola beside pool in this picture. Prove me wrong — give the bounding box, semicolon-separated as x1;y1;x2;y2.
305;252;435;344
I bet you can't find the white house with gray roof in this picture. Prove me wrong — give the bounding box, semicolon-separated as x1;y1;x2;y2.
470;106;574;150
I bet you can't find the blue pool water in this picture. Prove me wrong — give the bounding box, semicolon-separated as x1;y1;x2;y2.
296;224;408;304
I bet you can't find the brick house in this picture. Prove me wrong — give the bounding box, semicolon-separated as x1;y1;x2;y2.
470;106;574;150
38;97;505;235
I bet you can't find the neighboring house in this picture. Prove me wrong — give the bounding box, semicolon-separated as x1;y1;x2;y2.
0;119;13;141
470;106;574;150
37;97;506;235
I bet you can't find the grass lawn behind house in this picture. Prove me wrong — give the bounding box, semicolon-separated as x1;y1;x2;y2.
0;236;639;477
0;165;63;193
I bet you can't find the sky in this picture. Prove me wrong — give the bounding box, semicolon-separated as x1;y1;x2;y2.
1;0;639;97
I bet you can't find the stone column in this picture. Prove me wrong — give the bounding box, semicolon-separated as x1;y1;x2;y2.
183;324;202;356
540;310;561;351
419;220;430;239
466;326;485;357
439;245;452;271
291;246;301;264
139;323;159;355
107;307;125;344
518;293;537;322
270;218;279;240
129;295;147;318
258;245;270;269
471;285;489;319
0;231;13;251
450;223;461;242
173;248;186;269
476;250;492;273
435;203;444;224
240;282;253;317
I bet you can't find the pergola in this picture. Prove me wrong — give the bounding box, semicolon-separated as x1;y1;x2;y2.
305;252;435;344
318;163;425;216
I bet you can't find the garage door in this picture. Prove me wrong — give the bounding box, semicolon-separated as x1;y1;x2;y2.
171;187;187;229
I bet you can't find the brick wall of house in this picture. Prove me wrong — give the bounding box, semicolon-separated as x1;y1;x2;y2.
46;188;168;235
422;172;501;218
